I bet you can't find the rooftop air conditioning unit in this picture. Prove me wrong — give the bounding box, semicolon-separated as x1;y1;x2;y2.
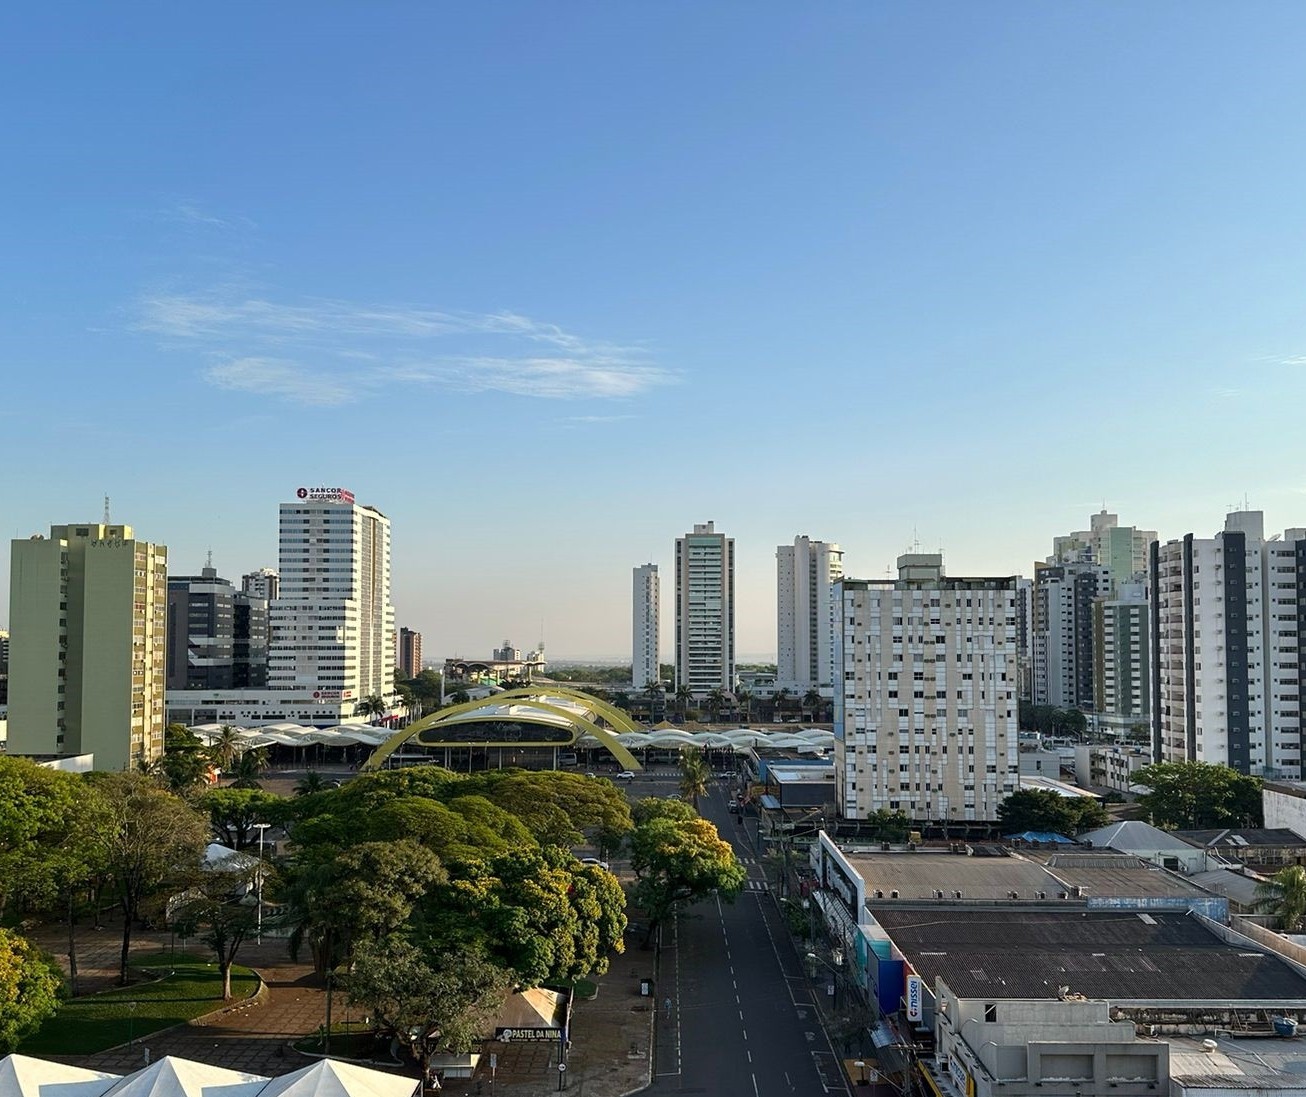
953;890;963;899
1009;891;1020;900
874;889;884;899
890;890;900;899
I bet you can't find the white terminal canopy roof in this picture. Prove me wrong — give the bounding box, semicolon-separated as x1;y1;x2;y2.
0;1055;418;1097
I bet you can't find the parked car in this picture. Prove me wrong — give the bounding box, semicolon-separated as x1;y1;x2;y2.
580;856;611;871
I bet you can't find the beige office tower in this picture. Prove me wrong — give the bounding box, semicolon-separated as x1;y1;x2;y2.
836;554;1019;823
8;523;167;771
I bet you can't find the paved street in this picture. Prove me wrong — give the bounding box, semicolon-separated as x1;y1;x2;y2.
648;779;851;1097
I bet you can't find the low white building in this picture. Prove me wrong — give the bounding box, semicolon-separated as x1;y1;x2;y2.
1075;742;1152;795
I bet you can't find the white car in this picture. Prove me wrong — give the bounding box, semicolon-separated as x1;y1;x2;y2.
580;856;611;871
616;770;636;780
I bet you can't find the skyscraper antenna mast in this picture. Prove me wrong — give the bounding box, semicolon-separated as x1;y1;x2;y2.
103;495;111;524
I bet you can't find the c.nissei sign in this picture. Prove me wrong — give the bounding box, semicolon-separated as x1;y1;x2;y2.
296;486;355;504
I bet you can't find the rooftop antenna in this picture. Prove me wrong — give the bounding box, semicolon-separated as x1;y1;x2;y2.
205;548;213;569
913;526;921;552
103;495;111;524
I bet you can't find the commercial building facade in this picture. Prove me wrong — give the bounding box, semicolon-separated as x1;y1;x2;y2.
8;523;167;770
835;554;1019;823
631;563;660;690
674;522;735;694
776;535;843;696
166;563;269;691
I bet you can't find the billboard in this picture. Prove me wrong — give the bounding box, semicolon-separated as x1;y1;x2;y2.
296;486;355;504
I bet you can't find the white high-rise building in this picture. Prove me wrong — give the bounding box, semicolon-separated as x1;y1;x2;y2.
836;554;1019;823
1031;562;1109;710
675;522;734;695
1151;510;1306;779
776;536;843;696
1093;578;1150;737
242;567;280;601
632;564;660;690
268;487;395;708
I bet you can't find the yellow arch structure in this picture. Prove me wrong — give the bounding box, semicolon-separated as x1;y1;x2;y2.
362;686;644;773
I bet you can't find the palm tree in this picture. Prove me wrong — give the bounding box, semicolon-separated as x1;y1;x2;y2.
642;680;665;724
773;687;792;723
705;687;727;724
802;689;822;723
230;748;270;789
735;688;753;725
295;769;329;796
1257;865;1306;931
674;684;694;722
208;724;243;773
679;749;710;811
356;695;388;723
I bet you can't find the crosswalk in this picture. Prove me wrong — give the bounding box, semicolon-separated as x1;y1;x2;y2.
746;879;770;892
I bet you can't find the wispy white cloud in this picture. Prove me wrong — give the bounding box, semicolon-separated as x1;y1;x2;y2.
563;414;636;424
137;291;673;402
160;203;254;232
205;358;359;406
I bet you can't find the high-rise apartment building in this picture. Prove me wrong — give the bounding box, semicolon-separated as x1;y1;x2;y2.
242;567;280;601
632;564;660;690
0;628;9;705
268;487;395;707
398;627;423;679
1052;510;1156;597
8;523;167;770
674;522;735;694
1093;579;1149;736
1031;562;1109;710
776;536;843;695
167;564;268;691
835;554;1019;823
1150;511;1305;778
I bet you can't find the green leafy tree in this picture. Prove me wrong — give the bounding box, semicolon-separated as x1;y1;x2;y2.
172;858;262;1000
346;937;512;1070
1133;761;1264;829
0;929;64;1053
773;687;792;722
89;772;210;985
642;680;665;723
1257;865;1306;932
629;799;745;945
152;723;214;795
0;760;111;994
279;839;445;976
198;787;285;848
431;847;626;986
678;749;710;811
0;757;83;919
996;788;1108;836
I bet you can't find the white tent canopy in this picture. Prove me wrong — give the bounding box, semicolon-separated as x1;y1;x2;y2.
0;1056;418;1097
0;1055;119;1097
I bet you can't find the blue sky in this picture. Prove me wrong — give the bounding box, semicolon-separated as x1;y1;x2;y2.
4;3;1306;660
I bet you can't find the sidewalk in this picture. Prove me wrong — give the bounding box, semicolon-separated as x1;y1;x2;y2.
28;913;657;1096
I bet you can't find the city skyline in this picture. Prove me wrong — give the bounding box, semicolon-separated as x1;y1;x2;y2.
5;5;1306;659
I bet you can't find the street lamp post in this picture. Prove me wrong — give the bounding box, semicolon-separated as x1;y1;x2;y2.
806;948;844;1009
252;822;271;944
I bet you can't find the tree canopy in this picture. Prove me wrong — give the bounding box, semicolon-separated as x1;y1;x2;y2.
1257;865;1306;932
629;799;745;942
0;929;64;1053
1133;761;1263;829
996;788;1109;836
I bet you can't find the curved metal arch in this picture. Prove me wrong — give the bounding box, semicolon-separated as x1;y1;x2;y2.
362;687;643;772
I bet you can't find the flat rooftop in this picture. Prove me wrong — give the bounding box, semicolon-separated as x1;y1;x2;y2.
868;908;1306;1005
844;850;1208;902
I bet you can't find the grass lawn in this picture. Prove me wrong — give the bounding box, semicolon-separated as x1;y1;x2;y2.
20;951;259;1055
